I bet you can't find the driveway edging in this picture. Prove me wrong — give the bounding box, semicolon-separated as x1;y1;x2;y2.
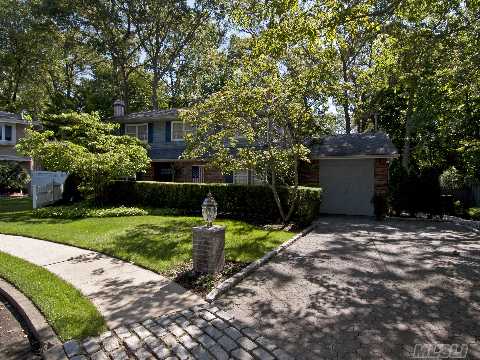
0;278;61;355
205;221;318;302
388;215;480;233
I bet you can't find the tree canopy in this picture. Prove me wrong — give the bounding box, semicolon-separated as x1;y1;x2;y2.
16;112;150;200
1;0;479;188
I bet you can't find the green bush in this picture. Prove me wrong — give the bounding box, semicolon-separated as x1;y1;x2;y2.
467;207;480;220
439;166;464;191
33;205;148;219
389;160;442;216
0;161;30;194
103;181;322;225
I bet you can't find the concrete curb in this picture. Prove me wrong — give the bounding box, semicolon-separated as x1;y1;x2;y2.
442;215;480;233
0;278;61;355
205;221;318;302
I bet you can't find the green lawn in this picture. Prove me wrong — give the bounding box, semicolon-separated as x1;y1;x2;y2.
0;251;106;341
0;197;293;274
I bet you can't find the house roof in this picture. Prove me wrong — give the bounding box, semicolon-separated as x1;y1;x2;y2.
0;111;24;123
309;132;398;158
0;110;40;125
113;109;179;122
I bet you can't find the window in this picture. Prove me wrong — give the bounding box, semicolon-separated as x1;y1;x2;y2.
233;170;265;185
171;121;184;141
125;123;148;142
233;170;249;185
0;124;15;143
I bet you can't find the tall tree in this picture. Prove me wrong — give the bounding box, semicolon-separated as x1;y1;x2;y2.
132;0;222;110
76;0;141;111
183;0;336;223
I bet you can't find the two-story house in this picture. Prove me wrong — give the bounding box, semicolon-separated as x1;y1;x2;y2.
111;100;398;216
112;100;229;184
0;111;35;172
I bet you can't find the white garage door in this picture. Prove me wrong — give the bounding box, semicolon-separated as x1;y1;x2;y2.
318;159;374;216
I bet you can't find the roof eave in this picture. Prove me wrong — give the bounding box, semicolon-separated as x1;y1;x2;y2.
310;154;399;160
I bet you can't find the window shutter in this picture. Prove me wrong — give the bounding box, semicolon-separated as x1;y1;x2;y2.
165;121;171;143
119;123;125;135
148;123;154;143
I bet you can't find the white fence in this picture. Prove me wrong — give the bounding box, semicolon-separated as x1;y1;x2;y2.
31;171;68;209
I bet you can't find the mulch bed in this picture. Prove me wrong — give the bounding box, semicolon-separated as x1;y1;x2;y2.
167;260;249;297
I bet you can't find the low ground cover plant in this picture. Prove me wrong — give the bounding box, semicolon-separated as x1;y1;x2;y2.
33;205;148;219
467;207;480;220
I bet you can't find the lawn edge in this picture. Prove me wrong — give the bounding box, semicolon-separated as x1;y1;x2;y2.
0;277;62;353
205;221;319;302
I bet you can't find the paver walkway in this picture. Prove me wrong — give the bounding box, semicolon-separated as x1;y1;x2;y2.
216;217;480;360
0;234;203;328
45;305;293;360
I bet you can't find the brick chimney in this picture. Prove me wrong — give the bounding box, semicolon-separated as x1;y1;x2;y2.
113;100;125;117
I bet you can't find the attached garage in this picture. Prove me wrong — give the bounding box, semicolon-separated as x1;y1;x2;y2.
302;132;398;216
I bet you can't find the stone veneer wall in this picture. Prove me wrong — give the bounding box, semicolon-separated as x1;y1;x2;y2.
374;158;389;196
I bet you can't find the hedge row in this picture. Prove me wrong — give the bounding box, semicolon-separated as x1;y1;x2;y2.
102;181;322;225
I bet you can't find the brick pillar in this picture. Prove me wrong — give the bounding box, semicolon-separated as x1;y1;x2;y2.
374;159;389;196
192;225;225;274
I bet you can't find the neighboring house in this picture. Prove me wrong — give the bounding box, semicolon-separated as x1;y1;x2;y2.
112;101;398;216
0;111;37;172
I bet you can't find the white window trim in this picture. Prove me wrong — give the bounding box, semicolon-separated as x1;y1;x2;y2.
0;123;16;144
233;169;265;185
171;121;185;142
125;123;148;142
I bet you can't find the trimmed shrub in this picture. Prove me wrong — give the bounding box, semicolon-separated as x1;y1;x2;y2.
0;161;30;194
102;181;322;225
33;205;148;219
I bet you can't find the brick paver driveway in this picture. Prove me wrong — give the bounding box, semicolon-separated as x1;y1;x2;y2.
215;217;480;360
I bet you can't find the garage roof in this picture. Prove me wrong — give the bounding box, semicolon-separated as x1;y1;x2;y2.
309;132;398;158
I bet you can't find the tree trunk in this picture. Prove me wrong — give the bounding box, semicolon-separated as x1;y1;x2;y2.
269;170;287;223
402;91;415;170
284;157;300;223
343;98;351;134
151;69;159;110
341;57;351;134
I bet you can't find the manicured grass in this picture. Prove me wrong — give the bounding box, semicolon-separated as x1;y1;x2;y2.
0;196;31;212
0;197;293;274
0;251;106;341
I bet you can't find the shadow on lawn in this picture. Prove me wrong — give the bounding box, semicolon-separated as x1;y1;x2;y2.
216;217;480;360
99;219;283;273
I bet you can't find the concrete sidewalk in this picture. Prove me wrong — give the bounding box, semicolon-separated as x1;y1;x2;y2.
0;234;204;328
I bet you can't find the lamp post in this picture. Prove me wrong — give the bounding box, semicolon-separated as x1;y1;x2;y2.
201;192;217;227
192;192;225;274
